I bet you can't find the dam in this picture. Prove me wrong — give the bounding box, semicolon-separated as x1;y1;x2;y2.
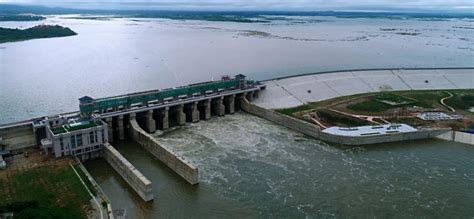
0;68;473;205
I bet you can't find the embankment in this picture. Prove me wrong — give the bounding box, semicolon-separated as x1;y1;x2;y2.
103;142;153;202
241;97;449;145
0;123;36;152
128;118;199;185
254;68;474;109
436;131;474;145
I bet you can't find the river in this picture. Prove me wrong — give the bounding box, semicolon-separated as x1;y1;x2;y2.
85;113;474;218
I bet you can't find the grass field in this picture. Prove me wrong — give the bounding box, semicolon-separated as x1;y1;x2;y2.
0;162;92;218
278;90;474;116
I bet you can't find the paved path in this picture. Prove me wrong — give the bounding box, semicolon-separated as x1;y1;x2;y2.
440;91;455;112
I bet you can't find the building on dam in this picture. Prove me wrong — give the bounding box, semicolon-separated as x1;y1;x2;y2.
38;114;108;159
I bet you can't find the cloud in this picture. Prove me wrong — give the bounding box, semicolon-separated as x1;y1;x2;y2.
2;0;474;11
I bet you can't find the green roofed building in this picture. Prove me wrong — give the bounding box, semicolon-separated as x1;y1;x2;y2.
40;114;108;160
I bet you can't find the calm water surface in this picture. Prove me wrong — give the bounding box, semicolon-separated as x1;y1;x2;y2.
0;15;473;124
85;113;474;218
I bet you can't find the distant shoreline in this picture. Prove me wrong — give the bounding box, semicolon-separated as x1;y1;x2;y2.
0;25;76;44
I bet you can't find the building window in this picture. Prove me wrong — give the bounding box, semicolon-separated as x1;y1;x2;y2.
94;131;98;144
71;135;76;148
89;131;95;144
77;134;83;147
101;131;105;143
60;137;64;150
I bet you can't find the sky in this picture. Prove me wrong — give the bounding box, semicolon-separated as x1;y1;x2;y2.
1;0;474;12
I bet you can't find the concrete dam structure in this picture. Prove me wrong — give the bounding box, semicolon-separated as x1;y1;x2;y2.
0;68;472;201
0;74;265;202
254;68;474;109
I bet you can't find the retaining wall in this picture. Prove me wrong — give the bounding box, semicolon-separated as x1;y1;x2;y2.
128;118;199;185
436;131;474;145
103;142;153;202
254;68;474;109
74;157;114;218
0;123;36;152
241;98;450;145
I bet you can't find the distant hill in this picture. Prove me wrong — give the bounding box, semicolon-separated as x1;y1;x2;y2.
0;25;77;43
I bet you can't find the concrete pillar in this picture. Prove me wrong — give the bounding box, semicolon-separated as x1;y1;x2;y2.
105;117;113;142
176;104;186;126
204;100;211;120
118;115;125;140
191;102;200;123
146;110;156;133
162;107;169;130
228;94;235;114
253;90;259;98
246;91;254;102
213;97;225;116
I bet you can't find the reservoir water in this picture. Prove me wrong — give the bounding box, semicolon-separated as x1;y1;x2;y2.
85;113;474;218
0;15;473;124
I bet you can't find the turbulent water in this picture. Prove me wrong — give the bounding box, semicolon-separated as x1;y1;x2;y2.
0;15;473;124
86;113;474;218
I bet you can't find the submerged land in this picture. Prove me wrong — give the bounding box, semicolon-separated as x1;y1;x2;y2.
0;25;76;43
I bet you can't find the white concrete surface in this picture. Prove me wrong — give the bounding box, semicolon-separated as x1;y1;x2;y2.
322;124;418;137
254;68;474;109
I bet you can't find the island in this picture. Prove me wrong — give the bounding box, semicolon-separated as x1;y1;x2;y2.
0;25;77;43
0;14;46;21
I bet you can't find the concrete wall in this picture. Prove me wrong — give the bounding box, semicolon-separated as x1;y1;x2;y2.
323;128;450;145
0;123;37;152
128;118;199;185
74;157;114;218
241;96;322;139
436;131;474;145
254;68;474;109
103;142;153;202
241;97;450;145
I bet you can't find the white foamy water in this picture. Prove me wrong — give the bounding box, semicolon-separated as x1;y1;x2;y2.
154;113;474;218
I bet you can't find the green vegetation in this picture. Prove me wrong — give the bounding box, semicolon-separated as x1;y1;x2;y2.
277;104;315;116
317;109;371;127
0;165;92;218
51;126;67;135
275;90;474;120
0;25;76;43
374;93;416;104
347;98;399;112
0;14;45;21
52;120;99;135
347;93;418;112
73;165;97;196
65;121;99;132
445;93;474;111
